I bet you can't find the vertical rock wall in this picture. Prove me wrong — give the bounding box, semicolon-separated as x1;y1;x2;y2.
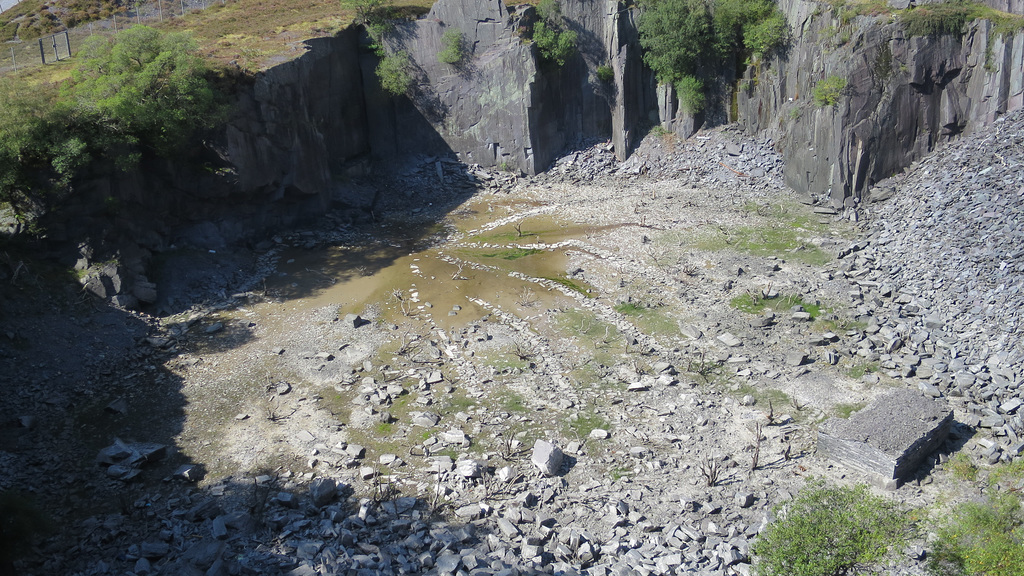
737;0;1024;206
376;0;622;174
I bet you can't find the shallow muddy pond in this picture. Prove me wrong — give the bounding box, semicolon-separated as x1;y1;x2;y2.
262;199;602;329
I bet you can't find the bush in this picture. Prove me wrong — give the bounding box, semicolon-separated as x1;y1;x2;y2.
344;0;395;41
377;50;412;95
900;1;974;36
675;75;705;114
0;26;224;214
534;21;577;66
752;480;908;576
437;28;465;65
743;11;790;56
638;0;789;95
532;1;577;68
929;460;1024;576
813;75;847;106
596;64;614;83
70;26;222;157
930;492;1024;576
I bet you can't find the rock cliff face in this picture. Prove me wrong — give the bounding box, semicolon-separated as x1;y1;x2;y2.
736;0;1024;207
372;0;616;174
62;0;1024;253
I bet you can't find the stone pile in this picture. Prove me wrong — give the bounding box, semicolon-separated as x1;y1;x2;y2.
855;110;1024;464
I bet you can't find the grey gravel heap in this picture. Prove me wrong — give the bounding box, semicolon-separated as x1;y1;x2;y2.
856;109;1024;464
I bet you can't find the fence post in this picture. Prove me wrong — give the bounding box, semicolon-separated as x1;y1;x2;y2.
158;0;163;22
180;0;185;17
64;31;70;58
38;38;45;64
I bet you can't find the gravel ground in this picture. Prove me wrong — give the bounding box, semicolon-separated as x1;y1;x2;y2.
1;116;1022;576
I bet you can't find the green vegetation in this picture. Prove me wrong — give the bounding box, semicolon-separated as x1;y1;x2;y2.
752;480;909;576
898;0;1024;37
347;0;397;41
694;217;834;265
71;27;221;156
846;361;879;379
478;247;543;260
637;0;712;86
730;292;823;318
675;75;705;114
637;0;789;107
0;26;223;216
930;493;1024;576
376;50;413;95
731;382;792;411
833;401;865;418
927;459;1024;576
497;390;530;413
542;275;595;297
437;33;466;68
563;409;610;439
946;452;979;482
437;28;466;65
0;0;128;42
532;0;578;67
596;64;615;83
813;75;847;106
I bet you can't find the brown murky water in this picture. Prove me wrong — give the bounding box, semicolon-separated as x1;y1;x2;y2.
262;199;607;328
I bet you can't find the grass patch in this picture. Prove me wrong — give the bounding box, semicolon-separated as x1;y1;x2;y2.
899;0;1024;37
730;293;823;318
946;452;979;482
497;390;530;414
609;465;633;481
542;275;595;297
562;409;610;440
438;393;475;414
479;350;531;374
557;309;622;343
846;361;879;379
833;402;866;419
477;247;544;261
613;300;680;338
695;225;832;265
732;383;793;413
930;489;1024;576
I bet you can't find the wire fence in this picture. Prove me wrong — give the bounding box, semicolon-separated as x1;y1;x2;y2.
1;0;230;75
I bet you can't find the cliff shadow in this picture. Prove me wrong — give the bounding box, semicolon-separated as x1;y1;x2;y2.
0;248;204;573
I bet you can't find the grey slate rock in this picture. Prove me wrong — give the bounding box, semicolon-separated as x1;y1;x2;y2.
531;440;564;476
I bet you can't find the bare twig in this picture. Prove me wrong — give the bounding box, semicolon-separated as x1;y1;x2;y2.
750;422;763;474
516;286;537;307
699;455;721;487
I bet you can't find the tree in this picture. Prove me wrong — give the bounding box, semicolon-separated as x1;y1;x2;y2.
437;29;466;65
638;0;789;84
69;25;221;157
637;0;713;85
1;26;224;218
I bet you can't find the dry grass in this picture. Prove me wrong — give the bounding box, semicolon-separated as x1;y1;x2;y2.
158;0;434;68
3;0;436;75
